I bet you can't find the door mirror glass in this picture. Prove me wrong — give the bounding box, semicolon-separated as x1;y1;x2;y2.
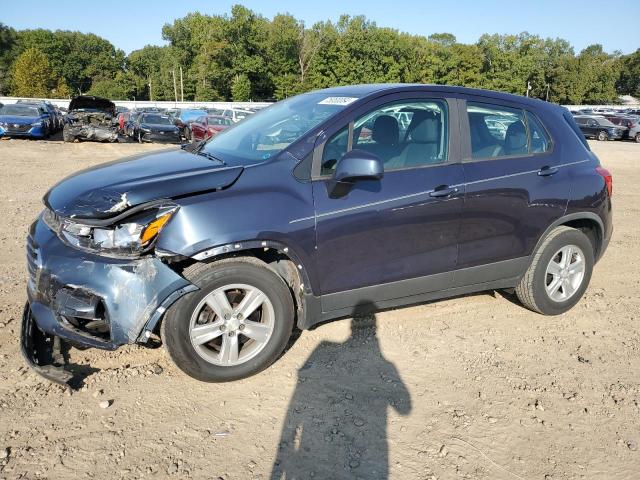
333;149;384;183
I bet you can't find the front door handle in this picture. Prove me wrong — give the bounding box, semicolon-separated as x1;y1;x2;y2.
429;185;458;198
538;166;559;177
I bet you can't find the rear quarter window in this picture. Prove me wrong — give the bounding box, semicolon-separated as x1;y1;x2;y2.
563;111;590;150
525;111;551;153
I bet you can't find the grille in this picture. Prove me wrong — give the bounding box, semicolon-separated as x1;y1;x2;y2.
26;235;41;281
6;124;31;133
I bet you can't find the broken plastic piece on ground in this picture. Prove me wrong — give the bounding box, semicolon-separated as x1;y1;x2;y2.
20;303;73;386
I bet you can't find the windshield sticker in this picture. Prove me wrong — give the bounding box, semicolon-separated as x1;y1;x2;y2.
318;96;358;106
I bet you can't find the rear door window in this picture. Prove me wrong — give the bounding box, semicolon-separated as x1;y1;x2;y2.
466;102;555;158
466;102;527;159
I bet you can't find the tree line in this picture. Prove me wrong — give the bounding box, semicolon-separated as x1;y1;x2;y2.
1;5;639;104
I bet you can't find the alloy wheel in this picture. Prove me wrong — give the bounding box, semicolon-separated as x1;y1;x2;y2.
544;245;586;303
188;283;275;366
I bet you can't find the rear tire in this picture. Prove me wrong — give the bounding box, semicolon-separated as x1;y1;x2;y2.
516;226;594;315
597;130;608;141
162;258;295;382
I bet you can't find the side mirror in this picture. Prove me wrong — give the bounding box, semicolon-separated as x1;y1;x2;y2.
333;149;384;183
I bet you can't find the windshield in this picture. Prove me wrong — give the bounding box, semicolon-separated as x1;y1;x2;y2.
208;116;232;126
202;92;360;163
180;110;207;122
141;114;172;125
0;105;40;117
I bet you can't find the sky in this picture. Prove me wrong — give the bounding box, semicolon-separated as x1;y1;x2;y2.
2;0;638;55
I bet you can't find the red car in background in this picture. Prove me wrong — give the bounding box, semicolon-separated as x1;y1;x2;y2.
604;115;637;140
190;115;233;142
116;112;131;133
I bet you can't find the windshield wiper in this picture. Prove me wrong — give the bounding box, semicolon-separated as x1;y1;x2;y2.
195;148;226;166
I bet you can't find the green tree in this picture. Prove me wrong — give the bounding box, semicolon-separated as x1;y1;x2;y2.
16;29;125;95
577;45;620;104
51;77;71;98
617;49;640;98
1;5;629;104
0;23;17;95
231;73;251;101
11;47;56;97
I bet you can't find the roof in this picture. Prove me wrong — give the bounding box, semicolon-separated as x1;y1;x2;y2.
314;83;556;110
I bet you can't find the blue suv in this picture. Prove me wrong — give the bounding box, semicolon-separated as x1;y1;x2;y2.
22;84;613;384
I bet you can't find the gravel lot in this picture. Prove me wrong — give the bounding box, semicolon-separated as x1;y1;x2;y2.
0;136;638;479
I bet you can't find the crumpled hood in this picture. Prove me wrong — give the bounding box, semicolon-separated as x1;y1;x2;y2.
68;96;115;115
44;149;243;219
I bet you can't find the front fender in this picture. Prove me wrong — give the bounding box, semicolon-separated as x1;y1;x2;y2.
155;157;319;294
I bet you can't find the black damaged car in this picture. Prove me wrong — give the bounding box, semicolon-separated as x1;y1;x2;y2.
63;96;119;143
129;113;182;144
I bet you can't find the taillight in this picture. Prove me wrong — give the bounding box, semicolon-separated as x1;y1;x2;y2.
596;166;613;197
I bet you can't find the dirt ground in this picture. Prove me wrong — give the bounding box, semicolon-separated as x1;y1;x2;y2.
0;135;638;480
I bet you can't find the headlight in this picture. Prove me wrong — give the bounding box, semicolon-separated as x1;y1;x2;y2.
31;121;43;127
141;127;151;133
43;204;177;257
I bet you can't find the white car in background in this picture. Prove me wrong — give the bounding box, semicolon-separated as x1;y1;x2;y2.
222;108;254;123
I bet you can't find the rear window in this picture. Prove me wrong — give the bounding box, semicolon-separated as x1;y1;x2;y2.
563;111;590;150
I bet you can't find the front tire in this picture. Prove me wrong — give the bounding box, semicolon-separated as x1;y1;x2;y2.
635;133;640;143
62;128;75;143
516;226;594;315
597;130;608;141
162;258;295;382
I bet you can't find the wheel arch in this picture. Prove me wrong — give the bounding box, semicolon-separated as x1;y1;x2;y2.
533;213;604;261
184;240;313;329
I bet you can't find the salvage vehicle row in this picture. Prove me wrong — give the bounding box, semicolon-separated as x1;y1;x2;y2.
1;96;261;143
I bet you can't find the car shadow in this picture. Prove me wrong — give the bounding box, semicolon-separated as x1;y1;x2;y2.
271;305;411;479
60;342;100;390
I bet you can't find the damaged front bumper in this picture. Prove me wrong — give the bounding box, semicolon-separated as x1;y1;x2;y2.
64;124;119;142
140;131;182;143
23;215;197;382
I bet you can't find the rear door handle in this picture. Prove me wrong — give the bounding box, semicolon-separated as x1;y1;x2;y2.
538;166;558;177
429;185;458;198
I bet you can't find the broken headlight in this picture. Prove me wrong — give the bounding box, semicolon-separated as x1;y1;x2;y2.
43;204;177;257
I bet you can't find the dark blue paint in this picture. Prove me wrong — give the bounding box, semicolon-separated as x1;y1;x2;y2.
333;150;384;182
312;164;464;295
44;149;243;219
26;84;613;350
